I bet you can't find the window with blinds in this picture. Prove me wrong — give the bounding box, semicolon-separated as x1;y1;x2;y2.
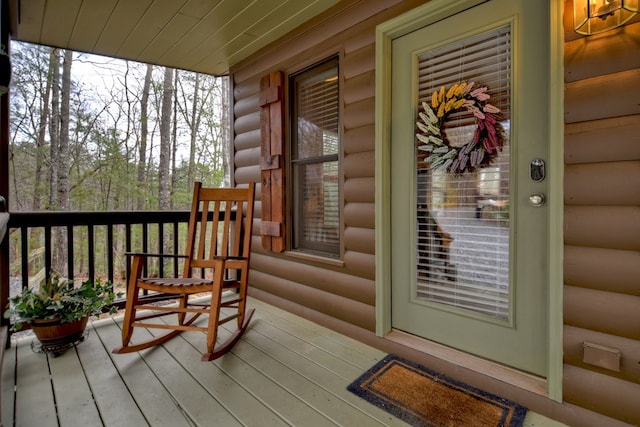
416;25;511;320
290;57;340;256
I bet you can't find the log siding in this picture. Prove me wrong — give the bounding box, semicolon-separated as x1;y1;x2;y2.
230;0;639;425
563;15;640;425
231;0;427;331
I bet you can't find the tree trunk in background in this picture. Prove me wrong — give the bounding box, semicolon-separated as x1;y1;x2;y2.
57;49;72;213
221;76;230;187
53;49;73;275
158;66;174;259
171;69;178;209
188;73;200;190
32;50;54;211
158;66;173;212
48;49;60;208
137;63;153;211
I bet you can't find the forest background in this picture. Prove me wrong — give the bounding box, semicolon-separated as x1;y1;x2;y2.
7;41;230;284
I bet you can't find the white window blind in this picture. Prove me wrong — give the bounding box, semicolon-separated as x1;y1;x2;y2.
415;25;511;320
291;57;340;256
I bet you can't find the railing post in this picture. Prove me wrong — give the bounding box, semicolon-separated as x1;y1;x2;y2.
0;0;11;333
0;217;8;329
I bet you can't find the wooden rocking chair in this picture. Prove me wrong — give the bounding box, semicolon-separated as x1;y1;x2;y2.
113;182;256;361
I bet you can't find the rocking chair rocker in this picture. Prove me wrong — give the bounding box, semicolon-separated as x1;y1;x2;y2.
113;182;256;361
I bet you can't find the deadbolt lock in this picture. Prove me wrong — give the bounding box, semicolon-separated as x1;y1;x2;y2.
530;159;545;182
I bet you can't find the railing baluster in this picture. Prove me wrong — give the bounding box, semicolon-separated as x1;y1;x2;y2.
125;223;132;283
44;226;51;285
173;221;179;277
158;222;165;278
20;226;27;290
67;225;74;282
88;224;95;283
107;224;114;283
142;223;148;278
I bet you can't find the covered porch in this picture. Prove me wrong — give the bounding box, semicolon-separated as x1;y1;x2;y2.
2;1;639;426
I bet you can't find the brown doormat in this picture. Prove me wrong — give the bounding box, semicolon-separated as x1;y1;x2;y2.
348;355;527;427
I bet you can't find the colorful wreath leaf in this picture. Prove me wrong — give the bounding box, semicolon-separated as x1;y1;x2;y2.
415;81;505;174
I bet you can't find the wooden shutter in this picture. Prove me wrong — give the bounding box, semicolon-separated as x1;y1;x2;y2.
259;71;285;252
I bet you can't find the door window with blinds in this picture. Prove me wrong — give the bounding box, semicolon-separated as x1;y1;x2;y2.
290;57;340;257
416;25;511;320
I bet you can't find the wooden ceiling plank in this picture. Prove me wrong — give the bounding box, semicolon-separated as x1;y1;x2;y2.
191;0;300;73
70;0;119;53
93;0;155;57
140;13;199;64
12;0;343;75
116;0;188;60
226;0;329;62
12;0;46;42
179;0;225;20
40;0;83;48
157;0;254;68
177;0;288;71
216;0;341;71
138;0;225;65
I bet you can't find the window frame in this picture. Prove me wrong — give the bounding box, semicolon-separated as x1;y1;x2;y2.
287;55;342;259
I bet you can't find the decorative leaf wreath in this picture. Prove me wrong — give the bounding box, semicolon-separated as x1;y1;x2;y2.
416;81;505;174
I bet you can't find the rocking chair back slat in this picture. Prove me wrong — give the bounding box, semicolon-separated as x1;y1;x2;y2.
184;185;253;271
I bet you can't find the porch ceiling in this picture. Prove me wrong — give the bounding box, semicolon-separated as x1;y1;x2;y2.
8;0;341;75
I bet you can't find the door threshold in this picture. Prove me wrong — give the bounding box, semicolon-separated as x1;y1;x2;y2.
386;329;548;397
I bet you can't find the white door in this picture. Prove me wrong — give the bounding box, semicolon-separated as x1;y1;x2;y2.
390;0;551;376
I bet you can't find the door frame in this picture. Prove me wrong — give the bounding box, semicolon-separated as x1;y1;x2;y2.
374;0;564;400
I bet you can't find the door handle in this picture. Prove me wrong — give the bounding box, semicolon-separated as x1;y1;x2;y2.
529;193;545;207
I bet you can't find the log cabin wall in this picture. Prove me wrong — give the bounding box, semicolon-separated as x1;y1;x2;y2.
231;0;427;332
232;0;640;424
562;4;640;424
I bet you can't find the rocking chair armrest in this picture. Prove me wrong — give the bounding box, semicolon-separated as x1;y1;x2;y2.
211;255;248;263
219;256;247;260
125;252;188;259
213;256;249;271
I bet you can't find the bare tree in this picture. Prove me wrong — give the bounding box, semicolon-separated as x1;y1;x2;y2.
50;49;73;274
32;50;54;210
137;63;153;210
48;49;60;207
57;49;73;212
188;73;200;189
220;76;230;187
158;66;173;211
171;68;178;208
175;72;224;188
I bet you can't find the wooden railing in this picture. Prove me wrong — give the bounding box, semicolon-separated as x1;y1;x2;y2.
1;210;194;327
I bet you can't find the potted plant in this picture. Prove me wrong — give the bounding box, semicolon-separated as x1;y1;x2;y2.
4;276;118;353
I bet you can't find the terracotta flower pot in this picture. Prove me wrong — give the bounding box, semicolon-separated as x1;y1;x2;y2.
31;317;88;350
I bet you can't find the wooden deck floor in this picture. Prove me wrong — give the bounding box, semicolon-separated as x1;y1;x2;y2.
1;298;565;427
